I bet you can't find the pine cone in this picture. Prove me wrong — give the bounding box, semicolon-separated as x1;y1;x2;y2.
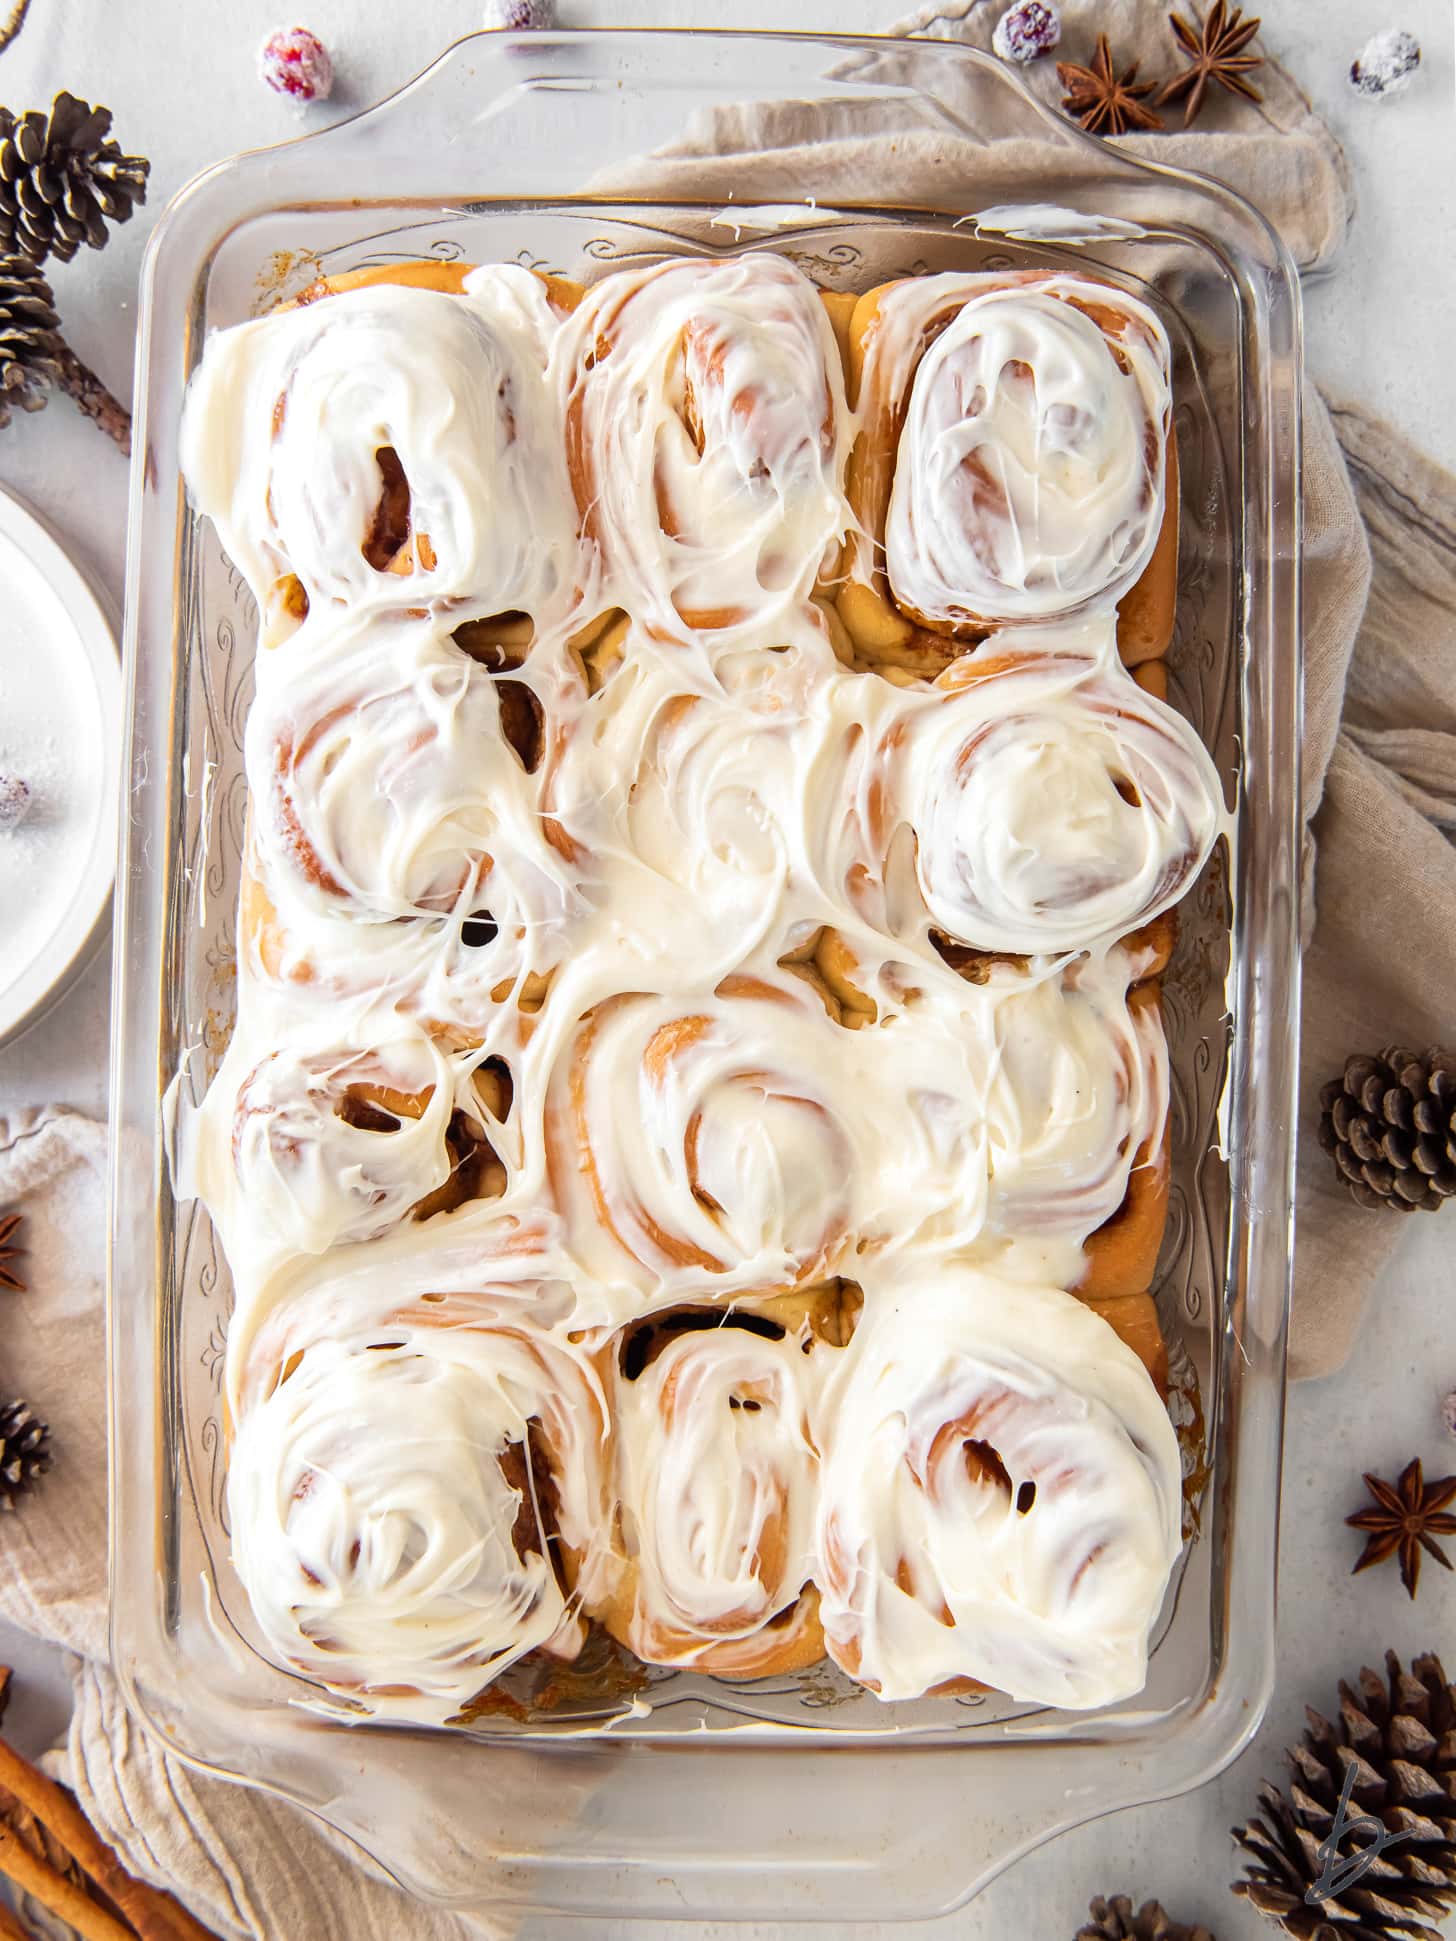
0;1398;50;1508
0;91;149;267
1317;1047;1456;1212
1077;1894;1215;1939
0;251;60;426
1232;1650;1456;1938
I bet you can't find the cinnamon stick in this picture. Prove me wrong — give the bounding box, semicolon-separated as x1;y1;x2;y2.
0;1823;132;1941
0;1738;218;1941
52;342;132;455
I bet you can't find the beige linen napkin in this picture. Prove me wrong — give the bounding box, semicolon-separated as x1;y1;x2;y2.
600;0;1351;278
1294;403;1456;1367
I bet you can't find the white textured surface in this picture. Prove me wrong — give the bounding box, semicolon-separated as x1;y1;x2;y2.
0;1;1452;1934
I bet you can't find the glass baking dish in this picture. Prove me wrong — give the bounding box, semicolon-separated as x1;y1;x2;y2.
109;28;1301;1925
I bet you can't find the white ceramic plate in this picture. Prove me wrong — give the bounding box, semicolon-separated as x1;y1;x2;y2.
0;485;121;1049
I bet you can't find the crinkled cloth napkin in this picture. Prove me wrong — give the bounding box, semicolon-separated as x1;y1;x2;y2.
3;0;1452;1931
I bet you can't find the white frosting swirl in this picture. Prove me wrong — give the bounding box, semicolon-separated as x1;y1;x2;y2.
607;1318;822;1669
869;273;1171;627
179;269;576;630
901;619;1223;953
559;253;851;638
228;1307;610;1723
548;984;855;1290
985;972;1168;1245
229;1034;457;1255
815;1269;1182;1707
248;625;524;919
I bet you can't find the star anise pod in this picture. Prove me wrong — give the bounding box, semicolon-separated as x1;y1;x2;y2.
1057;36;1165;137
1347;1457;1456;1599
1157;3;1264;126
0;1212;24;1292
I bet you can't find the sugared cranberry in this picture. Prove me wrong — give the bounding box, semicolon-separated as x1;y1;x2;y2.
1349;29;1420;99
259;25;335;105
992;0;1062;64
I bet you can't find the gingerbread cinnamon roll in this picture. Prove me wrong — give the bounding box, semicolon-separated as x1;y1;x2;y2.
985;964;1169;1269
841;271;1174;661
179;264;577;638
228;1035;459;1255
814;1268;1182;1707
546;982;855;1291
228;1300;610;1722
597;1298;832;1676
559;252;852;639
898;619;1223;954
246;617;572;927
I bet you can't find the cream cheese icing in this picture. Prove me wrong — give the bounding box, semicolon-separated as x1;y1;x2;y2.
557;253;851;641
180;268;578;639
178;253;1223;1722
228;1304;610;1722
899;620;1224;953
605;1316;823;1670
859;272;1172;628
814;1270;1183;1707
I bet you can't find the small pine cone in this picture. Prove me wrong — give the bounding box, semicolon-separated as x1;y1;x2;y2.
1232;1650;1456;1938
1077;1896;1214;1941
0;1398;51;1508
0;91;150;267
1317;1046;1456;1212
0;252;61;427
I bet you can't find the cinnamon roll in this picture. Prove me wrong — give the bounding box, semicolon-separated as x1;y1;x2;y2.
840;271;1174;662
985;965;1169;1271
237;839;567;1059
898;619;1224;954
597;1297;831;1676
179;263;578;639
1074;982;1172;1304
814;1268;1182;1707
228;1298;610;1722
228;1035;459;1255
546;982;855;1291
1076;1291;1169;1396
559;252;853;639
246;617;573;927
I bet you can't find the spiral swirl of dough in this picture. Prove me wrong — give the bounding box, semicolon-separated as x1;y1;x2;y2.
902;621;1223;953
228;1306;609;1722
229;1034;458;1256
560;253;851;637
548;983;856;1290
247;619;572;926
814;1268;1182;1707
605;1319;823;1672
179;268;577;627
868;273;1170;629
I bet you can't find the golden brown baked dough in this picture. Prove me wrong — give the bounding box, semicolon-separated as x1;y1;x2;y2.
838;271;1177;673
